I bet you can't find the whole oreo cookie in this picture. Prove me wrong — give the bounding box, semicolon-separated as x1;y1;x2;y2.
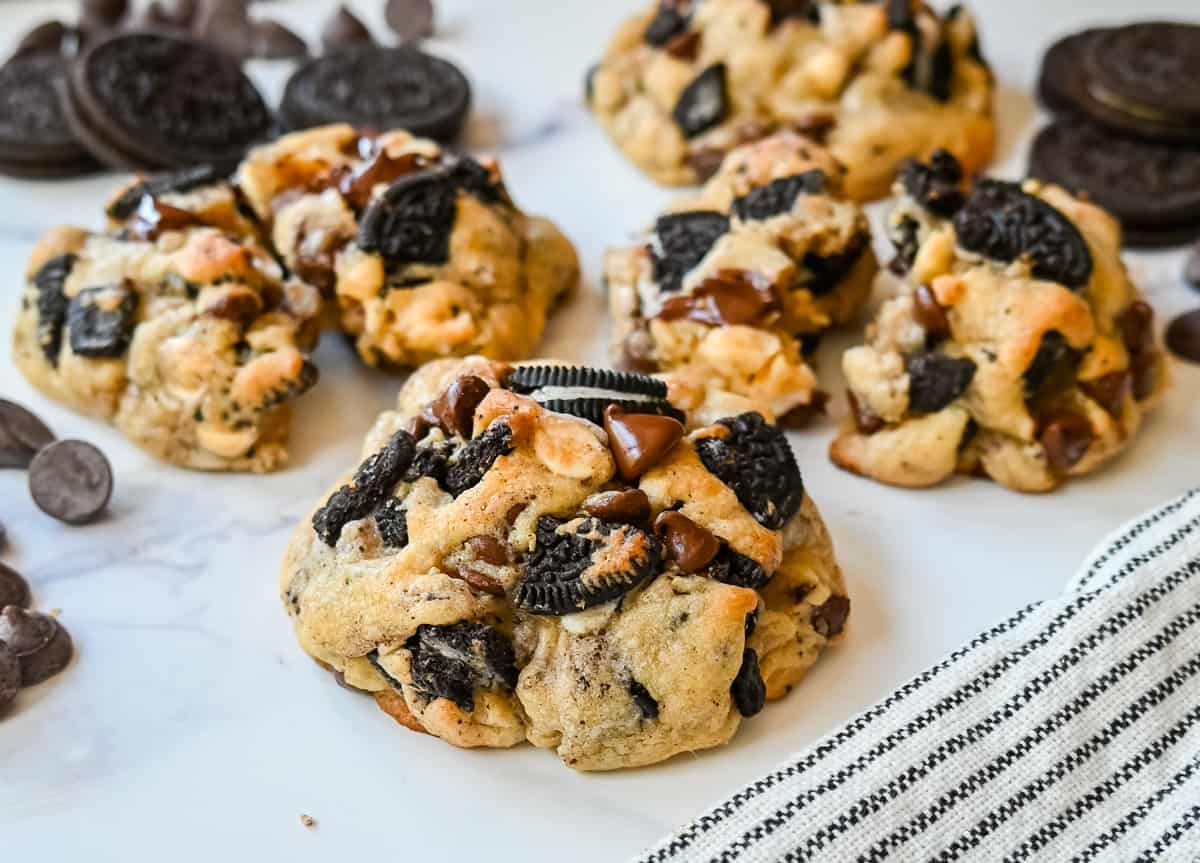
1083;23;1200;126
1029;117;1200;247
281;46;471;142
62;32;271;170
0;55;95;178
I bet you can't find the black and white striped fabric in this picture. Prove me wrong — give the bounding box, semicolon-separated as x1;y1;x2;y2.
640;488;1200;863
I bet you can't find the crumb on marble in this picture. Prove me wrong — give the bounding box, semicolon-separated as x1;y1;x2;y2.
299;814;316;829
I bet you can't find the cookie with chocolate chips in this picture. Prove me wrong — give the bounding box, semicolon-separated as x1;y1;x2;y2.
832;151;1167;492
280;356;848;770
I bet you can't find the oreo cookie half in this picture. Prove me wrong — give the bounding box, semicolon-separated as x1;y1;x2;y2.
280;45;471;142
507;364;682;425
0;55;96;179
62;31;272;171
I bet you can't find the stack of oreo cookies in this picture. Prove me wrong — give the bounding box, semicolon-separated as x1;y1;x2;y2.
1032;22;1200;247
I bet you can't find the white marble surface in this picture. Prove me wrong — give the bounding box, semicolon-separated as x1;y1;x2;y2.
2;1;1198;860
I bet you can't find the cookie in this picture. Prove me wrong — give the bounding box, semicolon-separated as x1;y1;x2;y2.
1029;117;1200;247
605;131;876;426
61;31;271;171
280;46;470;142
13;223;322;472
1083;23;1200;127
280;357;848;770
831;151;1168;493
0;55;96;179
586;0;995;199
237;124;578;369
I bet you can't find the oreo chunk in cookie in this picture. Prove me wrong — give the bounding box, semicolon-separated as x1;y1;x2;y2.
505;364;683;425
281;45;471;142
732;171;826;221
695;412;803;530
312;430;417;546
32;254;75;364
62;32;271;171
515;516;662;615
953;179;1093;288
405;621;518;712
672;64;728;138
904;351;977;413
443;421;514;497
67;284;137;358
0;55;95;179
650;210;730;294
900;149;965;217
706;547;771;590
730;648;765;717
105;164;223;222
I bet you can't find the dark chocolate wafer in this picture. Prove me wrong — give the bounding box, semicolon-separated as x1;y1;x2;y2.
0;55;96;178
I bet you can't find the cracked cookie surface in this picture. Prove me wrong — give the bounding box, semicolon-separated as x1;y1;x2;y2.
280;357;847;770
586;0;994;199
830;151;1168;492
606;131;876;425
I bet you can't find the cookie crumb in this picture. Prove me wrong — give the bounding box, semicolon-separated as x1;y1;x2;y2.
299;814;316;829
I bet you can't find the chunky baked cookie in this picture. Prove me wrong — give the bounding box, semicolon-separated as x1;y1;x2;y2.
830;151;1168;492
13;224;322;472
237;124;579;368
280;359;847;770
586;0;994;199
606;131;875;425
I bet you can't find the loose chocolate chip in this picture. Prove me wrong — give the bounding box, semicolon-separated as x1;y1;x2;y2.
1039;410;1094;473
732;170;826;221
515;516;662;615
249;20;309;60
644;5;689;46
730;648;765;717
905;351;976;413
321;5;374;51
443;422;514;497
1117;301;1156;357
0;641;19;709
357;168;458;270
1081;371;1131;418
900;149;964;217
581;488;652;526
67;284;137;358
650;210;730;294
428;375;492;438
1165;308;1200;365
604;405;684;480
385;0;435;41
953;179;1093;289
1023;331;1075;399
373;497;409;549
0;564;31;611
18;617;73;687
629;678;659;720
672;63;728;138
0;606;55;657
695;413;804;530
1186;244;1200;292
0;521;6;553
811;594;850;638
912;284;951;342
13;21;70;59
312;430;416;546
506;365;667;399
405;621;518;712
803;232;869;297
28;441;113;526
0;399;55;470
33;254;75;364
654;511;720;574
847;390;885;435
706;547;771;589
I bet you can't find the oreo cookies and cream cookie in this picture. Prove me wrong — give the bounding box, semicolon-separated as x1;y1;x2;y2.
605;131;876;427
280;355;848;770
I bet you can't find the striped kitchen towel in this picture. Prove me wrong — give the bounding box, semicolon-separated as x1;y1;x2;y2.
640;487;1200;863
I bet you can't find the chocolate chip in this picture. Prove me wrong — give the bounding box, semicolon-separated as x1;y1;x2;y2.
603;405;683;481
811;594;850;638
0;641;19;709
778;391;829;430
0;399;55;470
1117;301;1156;356
249;20;309;59
386;0;435;41
13;21;71;59
429;375;491;439
28;440;113;526
1130;350;1161;400
321;5;374;51
191;0;249;49
581;488;652;526
1186;244;1200;292
644;5;689;46
847;390;885;435
730;648;765;717
1080;371;1130;418
1039;410;1094;473
0;564;31;611
912;285;951;342
654;511;720;574
466;535;508;566
665;29;701;61
18;617;72;687
1165;309;1200;365
685;146;727;182
0;606;55;657
1024;331;1075;399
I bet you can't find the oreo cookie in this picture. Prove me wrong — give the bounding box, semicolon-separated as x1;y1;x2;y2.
1029;116;1200;248
0;55;96;179
1083;23;1200;128
280;45;471;142
61;31;271;171
506;364;682;425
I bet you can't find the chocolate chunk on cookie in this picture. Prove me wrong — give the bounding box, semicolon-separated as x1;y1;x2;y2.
405;621;518;711
0;55;95;178
63;32;271;170
321;5;375;52
695;412;804;530
281;46;471;142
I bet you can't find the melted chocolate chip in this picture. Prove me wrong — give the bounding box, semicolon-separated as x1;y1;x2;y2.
581;488;652;525
1080;372;1130;418
811;595;850;638
912;285;951;342
603;405;684;481
428;375;491;439
847;390;885;435
1039;410;1094;473
653;510;720;574
656;269;780;327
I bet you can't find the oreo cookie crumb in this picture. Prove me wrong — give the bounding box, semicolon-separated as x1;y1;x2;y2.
706;547;771;589
901;149;964;217
730;648;765;717
672;63;728;138
33;254;75;364
732;171;826;221
905;351;977;413
651;210;730;294
312;430;416;546
405;621;518;712
695;413;804;530
373;497;409;549
443;422;514;497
